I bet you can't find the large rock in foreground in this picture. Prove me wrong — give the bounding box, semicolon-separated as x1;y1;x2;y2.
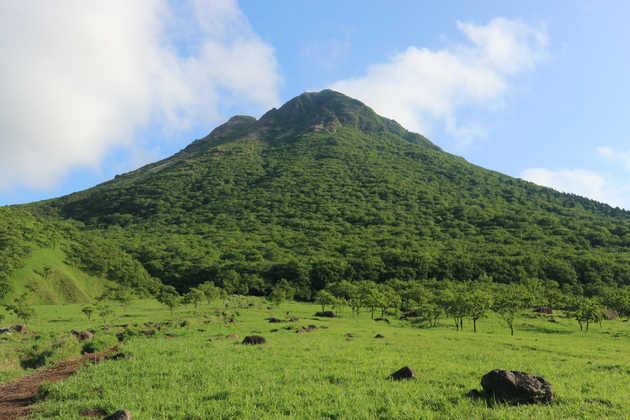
481;369;554;405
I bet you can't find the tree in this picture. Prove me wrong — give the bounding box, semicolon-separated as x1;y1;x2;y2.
186;288;205;309
492;284;529;336
42;265;53;279
95;303;114;323
160;293;182;315
81;305;94;321
5;293;37;324
566;296;604;331
467;287;494;333
314;289;336;312
113;287;136;313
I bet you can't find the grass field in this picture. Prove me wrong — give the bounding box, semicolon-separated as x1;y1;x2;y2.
2;298;630;419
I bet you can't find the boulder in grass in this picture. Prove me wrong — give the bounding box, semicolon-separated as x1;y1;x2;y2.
103;410;132;420
242;335;266;345
374;334;385;339
480;369;554;405
71;330;93;341
315;311;337;318
388;366;416;381
374;318;391;324
266;317;284;323
11;324;27;334
78;408;108;417
533;306;553;314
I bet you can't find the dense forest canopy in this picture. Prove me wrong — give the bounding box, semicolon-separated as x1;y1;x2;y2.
17;90;630;300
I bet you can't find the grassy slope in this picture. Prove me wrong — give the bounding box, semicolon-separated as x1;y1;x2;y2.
1;300;626;419
3;244;113;305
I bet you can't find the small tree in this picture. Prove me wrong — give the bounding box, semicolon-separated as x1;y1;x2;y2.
113;287;136;313
314;289;336;312
566;296;605;331
186;288;205;309
467;288;494;333
81;305;95;321
161;293;182;315
492;284;528;336
5;293;37;324
95;303;114;323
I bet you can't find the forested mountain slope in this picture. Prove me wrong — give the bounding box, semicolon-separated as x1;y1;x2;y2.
24;90;630;298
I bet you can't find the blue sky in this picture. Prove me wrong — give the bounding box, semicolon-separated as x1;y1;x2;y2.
1;1;629;209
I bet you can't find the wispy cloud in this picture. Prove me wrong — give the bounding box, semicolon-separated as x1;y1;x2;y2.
0;0;282;193
521;167;630;210
329;17;548;147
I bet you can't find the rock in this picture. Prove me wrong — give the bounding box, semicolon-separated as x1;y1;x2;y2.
296;328;312;333
242;335;266;345
603;310;619;320
465;389;484;399
481;369;554;405
0;328;12;335
389;366;416;381
103;410;132;420
533;306;553;314
374;334;385;339
71;330;93;341
139;330;155;336
11;324;27;334
374;318;391;324
307;324;318;329
314;311;337;318
78;408;107;416
402;311;420;318
266;317;284;323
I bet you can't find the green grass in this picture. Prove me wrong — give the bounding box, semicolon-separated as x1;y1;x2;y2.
2;299;630;419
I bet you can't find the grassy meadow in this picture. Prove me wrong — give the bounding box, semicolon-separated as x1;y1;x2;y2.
2;298;630;419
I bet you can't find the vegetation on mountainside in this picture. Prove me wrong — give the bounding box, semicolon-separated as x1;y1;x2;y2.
0;207;157;305
16;90;630;304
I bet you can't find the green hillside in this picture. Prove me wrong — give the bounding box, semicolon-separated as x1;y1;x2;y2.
0;207;157;305
22;90;630;298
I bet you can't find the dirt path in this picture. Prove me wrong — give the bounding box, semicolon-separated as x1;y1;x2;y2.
0;347;117;419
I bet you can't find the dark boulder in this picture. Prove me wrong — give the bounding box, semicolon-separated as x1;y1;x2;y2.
11;324;27;334
315;311;337;318
533;306;553;314
103;410;132;420
242;335;266;345
402;311;420;318
374;318;391;324
481;369;554;405
374;334;385;339
71;330;93;341
389;366;416;381
296;328;312;333
266;317;284;323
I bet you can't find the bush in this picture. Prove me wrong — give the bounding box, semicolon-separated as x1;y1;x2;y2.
81;334;118;354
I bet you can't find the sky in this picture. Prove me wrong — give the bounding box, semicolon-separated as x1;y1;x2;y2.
1;1;629;210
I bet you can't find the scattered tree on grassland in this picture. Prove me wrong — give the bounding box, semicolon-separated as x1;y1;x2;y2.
81;305;94;321
566;296;605;331
5;293;37;324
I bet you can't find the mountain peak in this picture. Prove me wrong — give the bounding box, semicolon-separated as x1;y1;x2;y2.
258;89;387;135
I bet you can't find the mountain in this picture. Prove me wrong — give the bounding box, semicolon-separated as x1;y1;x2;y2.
24;90;630;298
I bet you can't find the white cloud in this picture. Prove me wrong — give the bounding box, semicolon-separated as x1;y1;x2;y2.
597;146;630;171
520;167;629;209
329;18;548;146
0;0;282;192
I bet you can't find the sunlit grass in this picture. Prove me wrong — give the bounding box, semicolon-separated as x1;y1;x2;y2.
2;299;630;419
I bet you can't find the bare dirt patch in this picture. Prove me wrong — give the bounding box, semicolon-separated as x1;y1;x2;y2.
0;347;116;419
